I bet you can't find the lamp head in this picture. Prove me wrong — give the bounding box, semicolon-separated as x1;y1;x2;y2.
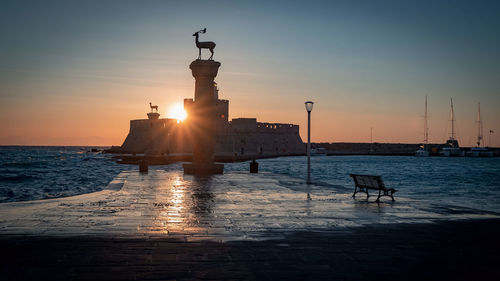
305;101;314;112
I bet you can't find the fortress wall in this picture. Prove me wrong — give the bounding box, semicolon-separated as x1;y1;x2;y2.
120;117;305;157
319;142;430;155
216;99;229;123
167;125;193;154
121;118;177;154
257;123;299;134
231;118;257;133
224;119;305;157
254;131;304;156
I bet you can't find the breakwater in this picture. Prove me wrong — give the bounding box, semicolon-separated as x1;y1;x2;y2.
315;142;500;156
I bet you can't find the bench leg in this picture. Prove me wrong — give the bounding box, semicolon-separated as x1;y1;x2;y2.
375;190;396;202
353;187;370;199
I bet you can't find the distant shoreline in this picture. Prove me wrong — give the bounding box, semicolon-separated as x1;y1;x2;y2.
0;145;113;147
314;142;500;157
2;144;499;158
1;142;498;149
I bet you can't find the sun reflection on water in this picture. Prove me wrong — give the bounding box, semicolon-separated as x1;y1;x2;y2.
153;175;189;234
147;173;216;237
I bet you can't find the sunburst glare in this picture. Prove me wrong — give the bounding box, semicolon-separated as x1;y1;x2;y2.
168;103;187;122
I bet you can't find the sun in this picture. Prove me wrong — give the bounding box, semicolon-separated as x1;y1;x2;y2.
168;103;187;122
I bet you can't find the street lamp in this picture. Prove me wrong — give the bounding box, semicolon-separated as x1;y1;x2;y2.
305;101;314;184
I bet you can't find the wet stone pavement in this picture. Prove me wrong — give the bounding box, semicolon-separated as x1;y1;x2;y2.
0;170;497;240
1;169;499;280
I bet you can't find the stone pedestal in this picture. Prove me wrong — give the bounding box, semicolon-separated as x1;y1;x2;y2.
183;60;224;175
139;160;148;173
250;160;259;173
147;112;160;120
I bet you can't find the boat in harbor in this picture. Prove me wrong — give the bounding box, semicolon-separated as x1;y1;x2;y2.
468;146;493;157
416;96;430;157
310;147;327;156
441;141;464;157
440;98;464;157
415;145;429;157
467;103;493;157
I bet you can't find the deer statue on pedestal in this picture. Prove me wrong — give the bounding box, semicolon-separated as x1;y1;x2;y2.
193;28;216;60
149;102;158;113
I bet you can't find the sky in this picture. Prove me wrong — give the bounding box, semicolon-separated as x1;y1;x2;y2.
1;0;499;146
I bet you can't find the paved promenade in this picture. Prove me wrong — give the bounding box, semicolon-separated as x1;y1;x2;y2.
1;169;499;280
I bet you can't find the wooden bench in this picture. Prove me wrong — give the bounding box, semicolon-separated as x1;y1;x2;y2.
349;174;397;202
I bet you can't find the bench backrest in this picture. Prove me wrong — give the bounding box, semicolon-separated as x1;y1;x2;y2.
350;174;386;190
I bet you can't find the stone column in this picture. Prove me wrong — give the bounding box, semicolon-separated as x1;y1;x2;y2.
183;60;224;175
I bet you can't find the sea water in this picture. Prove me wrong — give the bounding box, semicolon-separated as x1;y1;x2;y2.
0;146;126;202
1;146;499;213
226;156;500;212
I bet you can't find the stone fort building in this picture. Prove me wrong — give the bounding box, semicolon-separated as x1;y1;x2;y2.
119;83;305;159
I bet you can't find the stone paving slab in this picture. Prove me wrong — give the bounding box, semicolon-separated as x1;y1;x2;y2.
1;219;499;280
0;169;497;240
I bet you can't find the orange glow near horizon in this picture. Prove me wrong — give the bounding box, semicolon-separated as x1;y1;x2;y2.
168;103;188;123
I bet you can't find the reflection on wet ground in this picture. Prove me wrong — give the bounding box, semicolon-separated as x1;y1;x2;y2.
0;170;498;241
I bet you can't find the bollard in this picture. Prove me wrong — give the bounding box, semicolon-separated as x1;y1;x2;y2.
250;159;259;173
139;159;148;173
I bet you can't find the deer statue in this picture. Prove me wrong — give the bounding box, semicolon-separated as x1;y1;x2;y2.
149;102;158;113
193;28;216;60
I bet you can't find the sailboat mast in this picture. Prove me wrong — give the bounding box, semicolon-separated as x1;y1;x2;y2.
450;98;455;143
477;102;483;147
424;96;428;146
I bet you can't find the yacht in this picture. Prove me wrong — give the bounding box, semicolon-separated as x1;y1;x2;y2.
468;146;493;157
310;147;327;156
466;103;493;157
441;140;464;157
416;96;430;157
440;98;464;157
415;145;429;157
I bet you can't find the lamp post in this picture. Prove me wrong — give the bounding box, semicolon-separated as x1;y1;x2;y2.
305;101;314;184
